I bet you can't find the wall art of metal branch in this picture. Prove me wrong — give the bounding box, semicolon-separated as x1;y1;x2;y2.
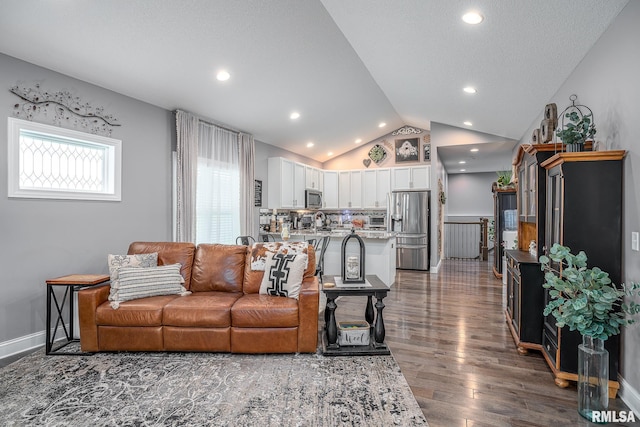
10;83;121;136
392;126;423;136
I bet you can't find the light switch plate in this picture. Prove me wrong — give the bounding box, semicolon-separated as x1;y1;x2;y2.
632;231;639;251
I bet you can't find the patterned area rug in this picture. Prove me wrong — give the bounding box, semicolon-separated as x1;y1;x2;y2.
0;349;428;426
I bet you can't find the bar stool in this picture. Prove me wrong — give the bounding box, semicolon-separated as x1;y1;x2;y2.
235;236;256;245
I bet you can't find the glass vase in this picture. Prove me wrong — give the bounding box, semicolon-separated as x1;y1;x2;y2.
577;335;609;421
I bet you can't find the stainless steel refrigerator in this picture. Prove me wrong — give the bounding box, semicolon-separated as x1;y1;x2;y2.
389;190;430;271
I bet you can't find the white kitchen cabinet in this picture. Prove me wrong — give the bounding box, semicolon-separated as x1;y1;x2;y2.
338;170;362;209
268;157;306;209
323;170;339;209
391;165;430;190
362;168;390;208
305;166;323;191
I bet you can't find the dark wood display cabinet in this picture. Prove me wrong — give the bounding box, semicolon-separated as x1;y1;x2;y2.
540;150;626;397
504;144;564;355
491;186;517;278
504;250;544;355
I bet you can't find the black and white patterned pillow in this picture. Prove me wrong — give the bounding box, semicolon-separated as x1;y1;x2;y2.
259;252;307;300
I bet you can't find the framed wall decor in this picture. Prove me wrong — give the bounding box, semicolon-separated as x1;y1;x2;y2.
254;180;262;207
395;137;419;163
423;143;431;162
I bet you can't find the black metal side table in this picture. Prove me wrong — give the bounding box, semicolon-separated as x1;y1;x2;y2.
321;275;391;356
45;274;110;355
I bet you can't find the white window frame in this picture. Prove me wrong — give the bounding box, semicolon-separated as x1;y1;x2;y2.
7;117;122;201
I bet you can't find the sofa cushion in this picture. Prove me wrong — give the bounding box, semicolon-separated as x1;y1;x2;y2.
96;295;180;327
231;294;299;328
163;291;242;327
108;264;190;309
128;242;196;290
190;244;246;293
259;252;307;299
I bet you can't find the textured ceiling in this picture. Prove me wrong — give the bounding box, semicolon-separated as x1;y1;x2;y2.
0;0;628;171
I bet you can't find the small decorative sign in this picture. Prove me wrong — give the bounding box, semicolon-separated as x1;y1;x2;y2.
254;180;262;207
423;142;431;162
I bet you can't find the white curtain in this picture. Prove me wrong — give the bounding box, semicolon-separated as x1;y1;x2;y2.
238;132;255;237
175;110;255;245
175;110;198;242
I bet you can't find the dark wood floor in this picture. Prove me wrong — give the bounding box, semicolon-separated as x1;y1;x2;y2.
332;257;634;427
2;257;634;426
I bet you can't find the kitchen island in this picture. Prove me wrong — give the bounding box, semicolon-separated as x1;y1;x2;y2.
259;229;397;286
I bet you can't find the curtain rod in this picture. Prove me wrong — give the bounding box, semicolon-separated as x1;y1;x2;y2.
174;109;246;135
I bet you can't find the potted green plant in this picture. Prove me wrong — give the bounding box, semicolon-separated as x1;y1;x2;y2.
540;243;640;421
556;111;596;152
495;170;513;189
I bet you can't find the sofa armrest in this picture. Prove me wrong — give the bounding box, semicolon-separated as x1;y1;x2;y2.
78;284;110;352
297;275;319;352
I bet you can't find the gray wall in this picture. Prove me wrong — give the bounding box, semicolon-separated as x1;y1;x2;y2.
514;1;640;406
447;172;495;218
0;53;173;349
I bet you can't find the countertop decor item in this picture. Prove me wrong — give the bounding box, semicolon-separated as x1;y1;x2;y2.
368;144;387;164
540;243;640;421
340;229;365;284
555;95;596;152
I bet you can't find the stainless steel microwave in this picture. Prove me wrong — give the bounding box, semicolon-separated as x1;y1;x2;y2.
305;190;323;209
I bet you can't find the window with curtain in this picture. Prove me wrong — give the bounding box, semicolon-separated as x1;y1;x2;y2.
195;123;240;245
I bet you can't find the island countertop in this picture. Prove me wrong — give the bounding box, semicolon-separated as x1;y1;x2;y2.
260;229;396;240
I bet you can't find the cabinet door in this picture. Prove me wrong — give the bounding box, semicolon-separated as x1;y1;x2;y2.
338;171;351;208
375;168;390;208
362;170;378;208
391;167;411;190
545;165;563;254
527;163;536;219
349;171;362;208
293;162;305;208
518;166;527;222
323;171;339;209
411;166;430;189
305;166;321;190
280;159;296;208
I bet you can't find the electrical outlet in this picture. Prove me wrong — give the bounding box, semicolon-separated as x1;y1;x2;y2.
632;231;640;251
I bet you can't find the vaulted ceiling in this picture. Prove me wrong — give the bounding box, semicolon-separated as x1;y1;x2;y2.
0;1;628;170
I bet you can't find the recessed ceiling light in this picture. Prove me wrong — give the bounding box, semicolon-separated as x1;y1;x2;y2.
306;142;314;148
460;169;466;172
378;122;386;128
355;139;362;144
470;148;479;152
328;152;334;156
463;87;477;94
290;112;300;120
462;12;484;25
216;70;230;81
459;161;466;164
463;121;473;126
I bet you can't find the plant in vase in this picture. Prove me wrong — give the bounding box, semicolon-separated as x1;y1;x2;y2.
540;243;640;421
495;170;514;189
556;111;596;152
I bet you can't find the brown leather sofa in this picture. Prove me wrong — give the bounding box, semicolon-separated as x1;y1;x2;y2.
78;241;319;353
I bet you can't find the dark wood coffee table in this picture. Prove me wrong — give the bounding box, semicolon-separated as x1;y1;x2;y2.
322;275;390;356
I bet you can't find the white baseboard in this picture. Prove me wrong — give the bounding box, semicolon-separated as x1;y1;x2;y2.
0;325;69;361
619;375;640;418
430;259;441;274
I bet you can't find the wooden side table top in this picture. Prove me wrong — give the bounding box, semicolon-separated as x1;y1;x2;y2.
46;274;110;286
